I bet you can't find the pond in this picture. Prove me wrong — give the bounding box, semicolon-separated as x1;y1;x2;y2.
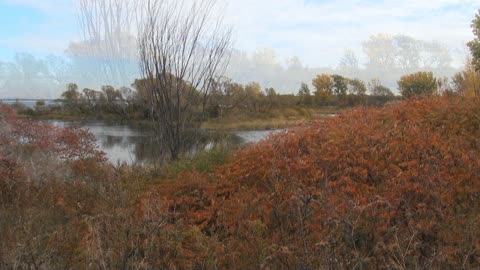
2;99;61;108
46;120;279;164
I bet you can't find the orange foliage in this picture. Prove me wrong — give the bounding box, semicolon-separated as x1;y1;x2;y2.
148;96;480;269
2;97;480;269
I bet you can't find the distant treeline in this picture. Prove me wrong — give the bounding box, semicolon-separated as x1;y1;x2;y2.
10;73;404;121
11;65;476;122
0;33;460;99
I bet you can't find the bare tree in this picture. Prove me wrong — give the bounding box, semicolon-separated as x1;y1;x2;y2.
138;0;232;159
338;49;360;78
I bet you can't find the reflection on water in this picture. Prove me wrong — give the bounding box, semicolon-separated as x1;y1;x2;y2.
235;130;276;144
46;121;279;164
2;99;62;108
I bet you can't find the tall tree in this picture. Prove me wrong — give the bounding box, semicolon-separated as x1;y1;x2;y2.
138;0;231;159
338;49;360;78
398;71;437;98
394;35;421;71
368;78;394;97
298;82;312;106
312;74;333;105
468;10;480;71
362;34;397;73
245;82;263;113
348;78;367;96
331;74;348;97
452;61;480;97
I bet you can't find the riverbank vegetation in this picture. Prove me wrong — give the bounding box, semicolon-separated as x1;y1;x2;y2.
3;4;480;270
1;94;480;268
12;73;397;127
11;66;471;134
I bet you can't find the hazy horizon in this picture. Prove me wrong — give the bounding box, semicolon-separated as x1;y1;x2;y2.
0;0;478;98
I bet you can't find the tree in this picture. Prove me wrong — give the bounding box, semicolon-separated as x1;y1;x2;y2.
394;35;421;71
298;83;312;106
331;74;348;97
286;56;303;71
348;79;366;96
468;10;480;71
100;85;126;116
35;100;46;109
436;77;454;96
347;78;367;105
61;83;81;111
372;85;394;97
207;78;247;117
338;49;360;78
398;71;437;98
360;34;453;89
138;0;231;159
312;74;333;105
362;34;397;73
452;61;480;97
368;78;394;97
245;82;263;113
422;41;452;69
265;87;278;108
82;87;103;112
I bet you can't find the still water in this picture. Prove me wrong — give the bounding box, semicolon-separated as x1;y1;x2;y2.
2;99;61;108
46;121;278;164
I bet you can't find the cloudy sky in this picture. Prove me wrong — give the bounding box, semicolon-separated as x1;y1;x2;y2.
0;0;478;68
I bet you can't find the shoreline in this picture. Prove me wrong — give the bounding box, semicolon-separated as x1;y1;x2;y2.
24;111;339;132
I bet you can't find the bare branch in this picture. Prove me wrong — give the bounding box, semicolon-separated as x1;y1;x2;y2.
137;0;232;159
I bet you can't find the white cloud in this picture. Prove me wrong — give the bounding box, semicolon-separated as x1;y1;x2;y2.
223;0;479;67
2;0;478;66
0;34;71;54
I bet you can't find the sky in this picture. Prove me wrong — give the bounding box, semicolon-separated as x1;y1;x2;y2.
0;0;479;68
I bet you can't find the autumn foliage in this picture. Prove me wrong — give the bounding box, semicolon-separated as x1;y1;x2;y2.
147;96;480;269
398;71;438;98
1;96;480;269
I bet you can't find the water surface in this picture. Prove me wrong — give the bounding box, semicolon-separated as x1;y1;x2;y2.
47;120;279;164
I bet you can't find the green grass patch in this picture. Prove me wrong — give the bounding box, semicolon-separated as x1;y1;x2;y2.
162;146;231;178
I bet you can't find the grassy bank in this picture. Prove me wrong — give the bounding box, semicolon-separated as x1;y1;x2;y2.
201;106;339;130
18;104;341;131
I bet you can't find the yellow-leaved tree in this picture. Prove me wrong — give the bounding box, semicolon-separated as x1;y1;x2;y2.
452;61;480;97
398;71;437;98
312;73;333;105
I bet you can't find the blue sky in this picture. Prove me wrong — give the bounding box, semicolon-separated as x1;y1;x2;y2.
0;0;479;67
0;0;76;61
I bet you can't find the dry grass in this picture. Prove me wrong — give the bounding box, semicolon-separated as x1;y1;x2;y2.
202;106;339;130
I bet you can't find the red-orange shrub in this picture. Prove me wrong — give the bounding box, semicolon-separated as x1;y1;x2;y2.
2;96;480;269
150;96;480;269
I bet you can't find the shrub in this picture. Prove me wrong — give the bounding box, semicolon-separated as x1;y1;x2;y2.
398;71;438;98
152;96;480;269
2;97;480;269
